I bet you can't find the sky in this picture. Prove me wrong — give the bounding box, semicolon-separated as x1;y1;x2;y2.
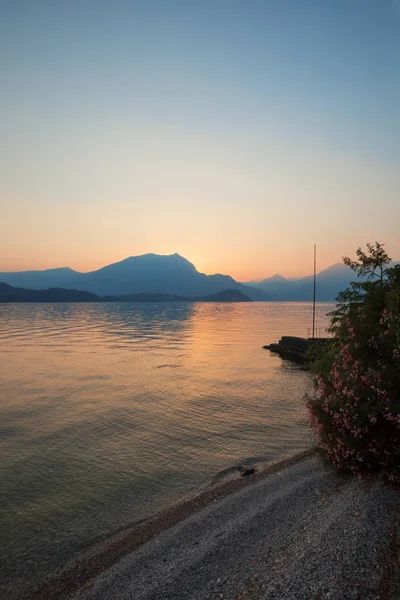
1;0;399;280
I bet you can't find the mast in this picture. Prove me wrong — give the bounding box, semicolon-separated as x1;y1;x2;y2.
312;244;316;338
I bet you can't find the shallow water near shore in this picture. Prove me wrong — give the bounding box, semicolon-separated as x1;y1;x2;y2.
0;301;331;595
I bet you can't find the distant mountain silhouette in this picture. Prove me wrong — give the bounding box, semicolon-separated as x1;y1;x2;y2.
0;267;83;290
3;254;396;302
0;253;268;300
0;282;99;302
199;289;252;302
247;261;398;301
0;282;252;303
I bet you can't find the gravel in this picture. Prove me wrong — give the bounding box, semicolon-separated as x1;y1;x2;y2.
67;455;399;600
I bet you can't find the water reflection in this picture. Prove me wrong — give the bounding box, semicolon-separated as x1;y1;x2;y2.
99;301;196;337
0;302;332;596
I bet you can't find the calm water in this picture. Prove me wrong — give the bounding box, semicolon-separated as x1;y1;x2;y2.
0;301;331;594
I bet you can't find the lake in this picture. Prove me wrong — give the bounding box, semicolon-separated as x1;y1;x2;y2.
0;301;332;596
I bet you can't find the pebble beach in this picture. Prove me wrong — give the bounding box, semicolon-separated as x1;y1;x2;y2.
20;452;399;600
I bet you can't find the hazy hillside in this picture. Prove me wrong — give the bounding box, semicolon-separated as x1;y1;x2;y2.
0;282;252;303
200;289;252;302
0;267;84;290
0;282;99;302
246;263;354;301
0;254;268;301
247;261;399;301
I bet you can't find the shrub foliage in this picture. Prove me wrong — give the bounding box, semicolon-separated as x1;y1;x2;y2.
307;242;400;482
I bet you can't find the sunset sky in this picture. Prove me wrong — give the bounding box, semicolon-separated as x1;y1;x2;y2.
1;0;399;280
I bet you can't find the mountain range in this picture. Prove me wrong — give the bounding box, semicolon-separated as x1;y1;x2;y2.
1;253;396;302
247;260;399;301
245;263;357;301
0;254;267;300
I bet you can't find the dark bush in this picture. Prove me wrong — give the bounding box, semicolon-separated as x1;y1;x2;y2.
307;243;400;483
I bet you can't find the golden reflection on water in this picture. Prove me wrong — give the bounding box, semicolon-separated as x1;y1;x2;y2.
0;301;332;595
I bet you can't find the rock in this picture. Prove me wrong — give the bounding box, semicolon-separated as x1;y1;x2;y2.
238;465;256;477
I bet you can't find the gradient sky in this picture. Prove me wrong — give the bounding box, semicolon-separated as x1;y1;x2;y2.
1;0;399;280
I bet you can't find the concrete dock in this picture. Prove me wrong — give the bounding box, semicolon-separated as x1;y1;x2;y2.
263;336;329;364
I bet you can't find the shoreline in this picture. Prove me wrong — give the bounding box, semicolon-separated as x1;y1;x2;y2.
56;452;400;600
19;448;317;600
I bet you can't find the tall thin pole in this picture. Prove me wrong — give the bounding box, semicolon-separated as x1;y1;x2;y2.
312;244;316;339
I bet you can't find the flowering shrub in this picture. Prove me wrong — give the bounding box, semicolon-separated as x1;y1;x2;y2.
307;243;400;483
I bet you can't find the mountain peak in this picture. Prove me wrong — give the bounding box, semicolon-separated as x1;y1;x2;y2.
270;273;286;281
124;252;187;262
256;273;288;285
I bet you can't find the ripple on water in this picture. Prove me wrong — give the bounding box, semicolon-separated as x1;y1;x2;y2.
0;301;331;596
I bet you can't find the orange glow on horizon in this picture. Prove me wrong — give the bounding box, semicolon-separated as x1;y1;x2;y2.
1;237;399;282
